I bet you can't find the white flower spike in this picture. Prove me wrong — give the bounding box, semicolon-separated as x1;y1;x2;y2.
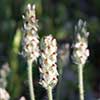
72;19;89;65
22;4;40;62
39;35;58;89
72;19;90;100
21;4;40;100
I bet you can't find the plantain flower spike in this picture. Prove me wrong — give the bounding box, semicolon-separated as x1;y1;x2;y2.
39;35;58;89
0;88;10;100
22;4;40;62
72;19;89;65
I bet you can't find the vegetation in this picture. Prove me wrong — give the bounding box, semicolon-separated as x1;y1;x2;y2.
0;0;100;100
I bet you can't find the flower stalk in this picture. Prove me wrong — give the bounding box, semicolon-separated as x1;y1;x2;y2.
21;4;40;100
72;19;89;100
39;35;58;100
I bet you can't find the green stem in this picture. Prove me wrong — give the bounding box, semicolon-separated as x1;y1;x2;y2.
78;65;84;100
47;86;53;100
27;60;35;100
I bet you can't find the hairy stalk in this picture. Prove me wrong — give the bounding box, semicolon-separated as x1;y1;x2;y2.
27;60;35;100
47;86;53;100
78;65;84;100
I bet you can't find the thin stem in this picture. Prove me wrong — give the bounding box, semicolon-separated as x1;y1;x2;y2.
78;65;84;100
47;86;53;100
27;60;35;100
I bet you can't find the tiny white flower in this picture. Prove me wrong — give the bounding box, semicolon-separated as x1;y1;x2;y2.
74;42;87;49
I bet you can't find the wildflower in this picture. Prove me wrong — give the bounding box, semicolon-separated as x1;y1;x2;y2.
21;4;40;62
39;35;58;89
21;4;39;100
72;19;89;65
0;88;10;100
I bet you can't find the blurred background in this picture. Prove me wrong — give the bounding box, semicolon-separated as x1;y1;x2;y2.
0;0;100;100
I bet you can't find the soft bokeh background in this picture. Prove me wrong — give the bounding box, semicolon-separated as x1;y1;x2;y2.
0;0;100;100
